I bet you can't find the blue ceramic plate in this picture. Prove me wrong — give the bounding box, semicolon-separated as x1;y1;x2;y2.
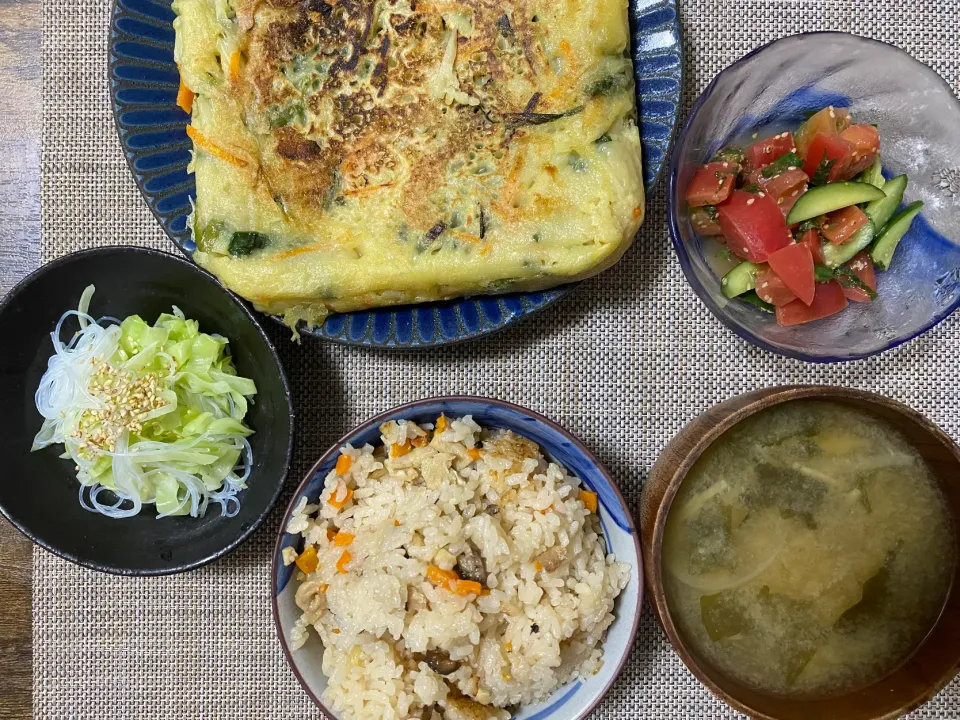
109;0;682;347
271;397;642;720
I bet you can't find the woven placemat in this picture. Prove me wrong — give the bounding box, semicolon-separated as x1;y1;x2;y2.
37;0;960;717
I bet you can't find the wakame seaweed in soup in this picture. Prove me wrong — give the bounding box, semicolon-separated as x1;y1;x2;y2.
662;400;954;698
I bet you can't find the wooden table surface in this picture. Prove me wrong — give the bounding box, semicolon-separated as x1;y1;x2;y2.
0;0;42;717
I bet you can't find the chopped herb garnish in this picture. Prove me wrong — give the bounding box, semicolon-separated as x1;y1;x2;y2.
228;231;270;257
711;146;745;166
568;151;587;172
479;208;486;239
595;133;612;144
268;101;306;129
761;151;803;178
585;71;631;97
197;221;225;253
798;216;826;232
812;265;876;298
814;265;837;283
323;169;342;211
690;205;719;221
741;183;762;194
810;153;836;186
740;291;775;313
834;266;877;298
503;106;583;127
532;232;541;242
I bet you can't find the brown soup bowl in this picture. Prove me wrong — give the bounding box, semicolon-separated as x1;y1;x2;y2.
639;385;960;720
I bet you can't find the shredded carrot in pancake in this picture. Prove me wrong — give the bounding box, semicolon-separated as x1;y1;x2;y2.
276;246;319;260
450;230;482;244
342;182;395;197
185;125;248;168
229;50;241;82
176;78;194;114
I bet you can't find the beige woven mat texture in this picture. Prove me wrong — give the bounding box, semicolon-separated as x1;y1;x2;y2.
38;0;960;717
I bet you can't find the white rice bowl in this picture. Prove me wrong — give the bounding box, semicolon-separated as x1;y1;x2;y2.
281;415;632;720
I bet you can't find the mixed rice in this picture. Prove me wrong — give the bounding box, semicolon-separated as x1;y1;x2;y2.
284;415;630;720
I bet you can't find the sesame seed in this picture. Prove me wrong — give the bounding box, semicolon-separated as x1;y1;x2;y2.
722;162;729;168
762;283;769;288
752;133;758;139
758;192;766;198
787;166;797;171
746;198;755;205
829;109;836;118
791;147;797;153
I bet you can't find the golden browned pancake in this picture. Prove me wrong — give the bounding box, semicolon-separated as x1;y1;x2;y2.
174;0;644;328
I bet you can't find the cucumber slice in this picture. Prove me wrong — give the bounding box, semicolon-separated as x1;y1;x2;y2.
739;291;775;313
721;261;764;298
786;182;887;224
870;201;924;270
822;220;876;268
857;157;885;189
863;174;907;231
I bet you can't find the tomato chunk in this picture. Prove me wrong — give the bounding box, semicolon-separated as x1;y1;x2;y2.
755;269;797;307
800;228;826;265
776;281;848;326
747;168;809;216
689;206;723;236
842;251;878;303
686;162;738;207
745;132;795;169
840;124;881;177
767;242;815;306
717;191;792;263
794;106;852;157
821;205;869;245
802;133;855;183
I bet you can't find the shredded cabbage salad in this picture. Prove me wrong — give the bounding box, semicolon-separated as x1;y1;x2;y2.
32;285;256;519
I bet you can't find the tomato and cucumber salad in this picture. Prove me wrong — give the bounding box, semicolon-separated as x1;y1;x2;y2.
685;106;923;327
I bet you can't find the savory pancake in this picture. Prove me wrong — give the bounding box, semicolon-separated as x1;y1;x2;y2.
173;0;644;329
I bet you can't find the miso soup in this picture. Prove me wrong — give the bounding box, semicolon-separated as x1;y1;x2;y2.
662;400;955;698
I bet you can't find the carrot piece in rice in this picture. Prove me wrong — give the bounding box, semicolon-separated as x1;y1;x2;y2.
579;490;598;513
454;580;483;596
335;454;352;475
328;483;353;510
295;545;319;574
336;551;352;574
427;565;458;590
334;531;355;547
391;441;412;458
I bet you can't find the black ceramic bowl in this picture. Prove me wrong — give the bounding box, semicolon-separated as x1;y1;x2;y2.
0;246;294;575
